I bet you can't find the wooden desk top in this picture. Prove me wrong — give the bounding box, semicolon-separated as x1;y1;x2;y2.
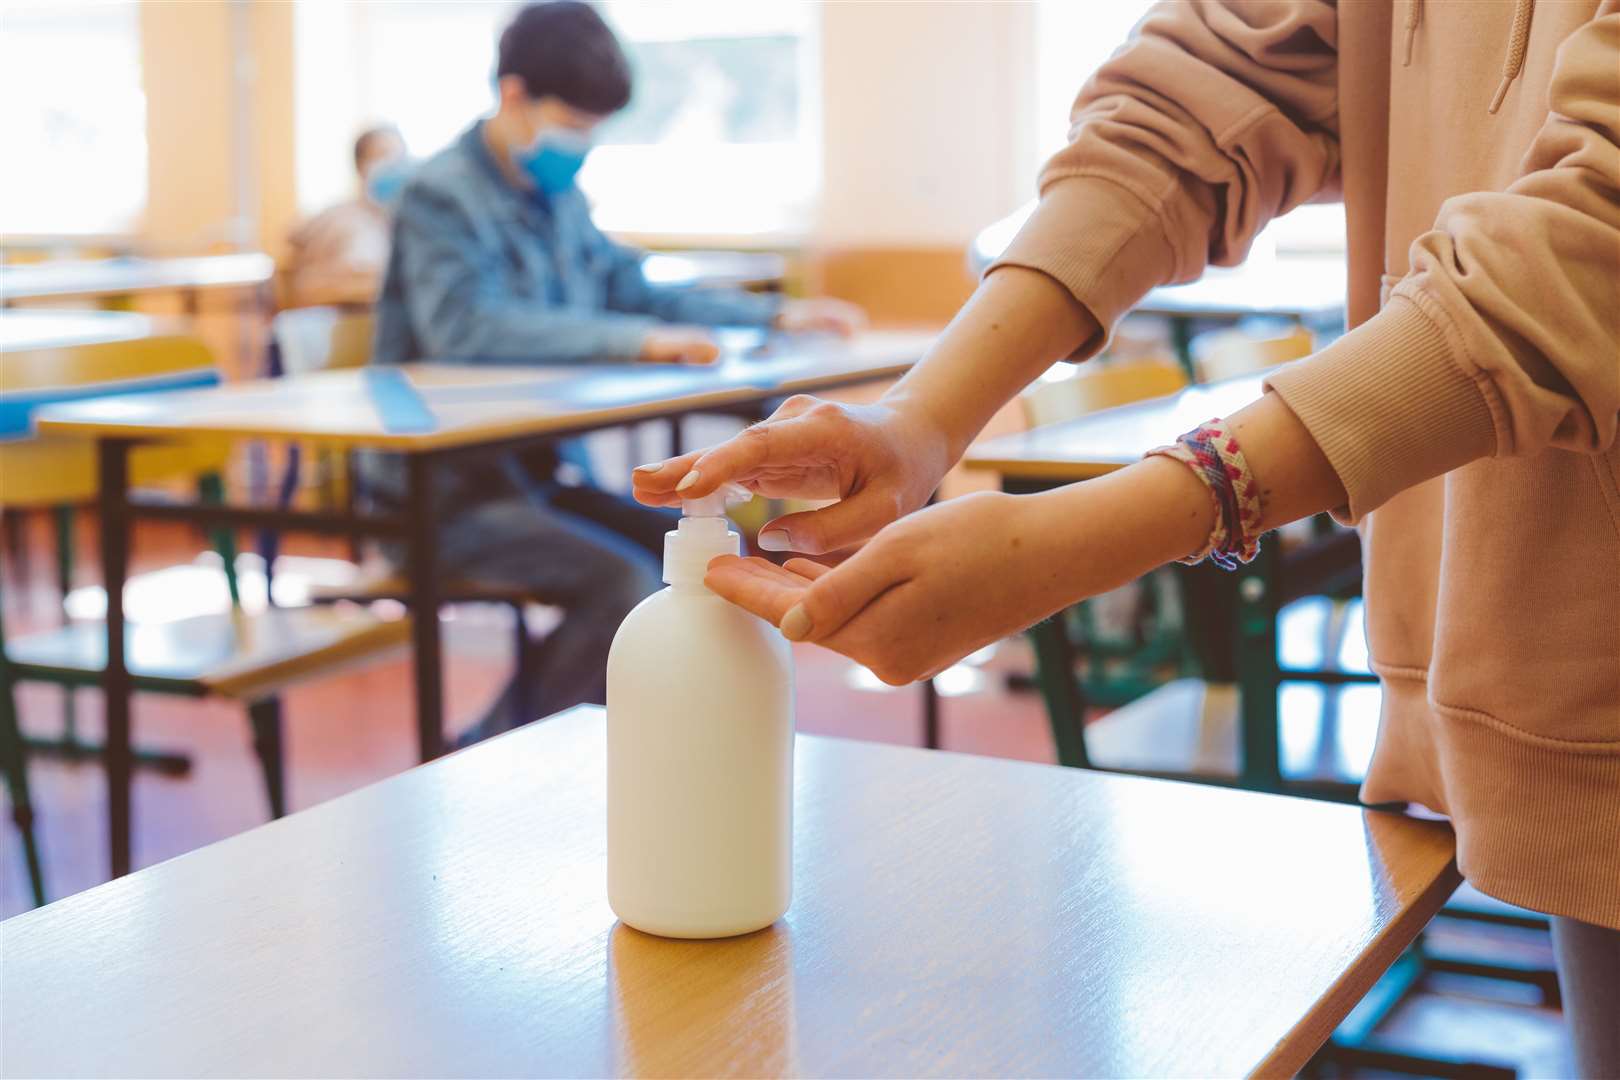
0;253;275;303
0;310;182;353
0;706;1458;1079
1139;257;1346;321
33;330;933;452
966;372;1268;481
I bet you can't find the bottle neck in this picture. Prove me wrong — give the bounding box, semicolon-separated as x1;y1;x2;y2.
663;515;740;587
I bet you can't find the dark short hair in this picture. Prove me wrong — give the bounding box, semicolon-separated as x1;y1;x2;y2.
353;125;401;170
497;2;632;115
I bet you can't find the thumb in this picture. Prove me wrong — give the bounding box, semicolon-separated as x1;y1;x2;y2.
779;538;907;644
756;488;904;556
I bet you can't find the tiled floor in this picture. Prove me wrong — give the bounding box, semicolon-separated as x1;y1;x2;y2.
0;514;1574;1076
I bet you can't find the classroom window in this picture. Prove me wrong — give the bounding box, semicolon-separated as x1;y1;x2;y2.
296;0;817;240
0;1;148;237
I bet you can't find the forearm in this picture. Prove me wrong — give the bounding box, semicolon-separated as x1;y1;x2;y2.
882;267;1101;460
1033;391;1346;592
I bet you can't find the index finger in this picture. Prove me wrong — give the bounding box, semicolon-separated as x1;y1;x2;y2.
631;450;705;506
672;398;835;499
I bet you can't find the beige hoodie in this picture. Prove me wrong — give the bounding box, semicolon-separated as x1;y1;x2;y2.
994;0;1619;929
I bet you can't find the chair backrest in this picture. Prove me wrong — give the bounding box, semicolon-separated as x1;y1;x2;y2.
1020;356;1189;430
0;335;228;507
1191;320;1313;384
271;307;374;375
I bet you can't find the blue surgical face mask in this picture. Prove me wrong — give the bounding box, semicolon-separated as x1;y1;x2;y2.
513;127;592;196
364;158;412;207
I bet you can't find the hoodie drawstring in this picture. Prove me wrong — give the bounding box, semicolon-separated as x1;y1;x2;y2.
1402;0;1423;67
1403;0;1535;115
1489;0;1535;114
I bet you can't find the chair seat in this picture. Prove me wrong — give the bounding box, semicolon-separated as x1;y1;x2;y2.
5;605;410;701
1085;678;1376;785
308;573;556;607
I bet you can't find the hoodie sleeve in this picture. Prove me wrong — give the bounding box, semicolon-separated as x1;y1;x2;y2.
1266;9;1620;520
988;0;1342;353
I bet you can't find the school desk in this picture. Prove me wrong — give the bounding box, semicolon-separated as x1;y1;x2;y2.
0;254;275;314
963;372;1372;794
33;330;933;881
0;703;1460;1079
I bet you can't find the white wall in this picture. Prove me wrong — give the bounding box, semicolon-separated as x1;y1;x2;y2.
816;1;1040;248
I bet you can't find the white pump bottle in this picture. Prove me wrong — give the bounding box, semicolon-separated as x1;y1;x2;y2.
606;485;794;939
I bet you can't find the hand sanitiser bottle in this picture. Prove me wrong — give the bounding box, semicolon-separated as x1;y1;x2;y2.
606;485;794;938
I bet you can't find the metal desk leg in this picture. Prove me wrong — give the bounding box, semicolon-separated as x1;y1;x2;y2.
1235;544;1282;791
921;677;940;749
1171;316;1197;382
1028;617;1092;769
404;452;446;762
98;439;135;878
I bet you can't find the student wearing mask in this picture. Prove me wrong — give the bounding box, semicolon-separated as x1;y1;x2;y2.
284;125;409;309
638;3;1619;1073
372;1;862;744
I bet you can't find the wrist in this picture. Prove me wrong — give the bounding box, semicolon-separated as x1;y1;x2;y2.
1030;457;1216;593
880;388;967;479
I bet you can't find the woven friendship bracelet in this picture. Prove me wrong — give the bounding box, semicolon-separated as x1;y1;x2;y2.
1146;417;1264;570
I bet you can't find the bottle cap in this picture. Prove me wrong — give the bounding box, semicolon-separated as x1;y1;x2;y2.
665;482;750;585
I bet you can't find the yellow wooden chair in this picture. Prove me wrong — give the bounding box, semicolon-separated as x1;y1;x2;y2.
265;307;374;516
1191;319;1314;383
0;333;410;906
1020;356;1189;430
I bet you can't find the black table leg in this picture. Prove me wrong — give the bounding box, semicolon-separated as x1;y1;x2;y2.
921;678;940;749
1235;544;1282;791
98;439;134;878
1028;616;1093;769
405;453;445;762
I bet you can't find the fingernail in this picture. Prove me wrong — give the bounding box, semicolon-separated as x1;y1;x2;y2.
780;604;813;641
675;470;700;492
633;462;664;474
757;529;792;552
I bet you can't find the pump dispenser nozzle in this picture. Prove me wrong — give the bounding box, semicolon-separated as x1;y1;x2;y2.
679;481;751;519
665;482;751;585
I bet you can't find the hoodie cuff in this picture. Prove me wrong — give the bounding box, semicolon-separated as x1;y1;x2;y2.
1264;296;1499;523
985;176;1178;360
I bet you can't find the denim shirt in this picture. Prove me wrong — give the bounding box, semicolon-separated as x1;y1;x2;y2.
373;122;782;367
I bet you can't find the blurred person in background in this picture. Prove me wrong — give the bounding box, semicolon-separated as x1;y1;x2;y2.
283;124;409;309
369;1;862;746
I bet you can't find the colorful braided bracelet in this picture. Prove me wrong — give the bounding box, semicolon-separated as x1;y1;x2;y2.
1146;417;1264;570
